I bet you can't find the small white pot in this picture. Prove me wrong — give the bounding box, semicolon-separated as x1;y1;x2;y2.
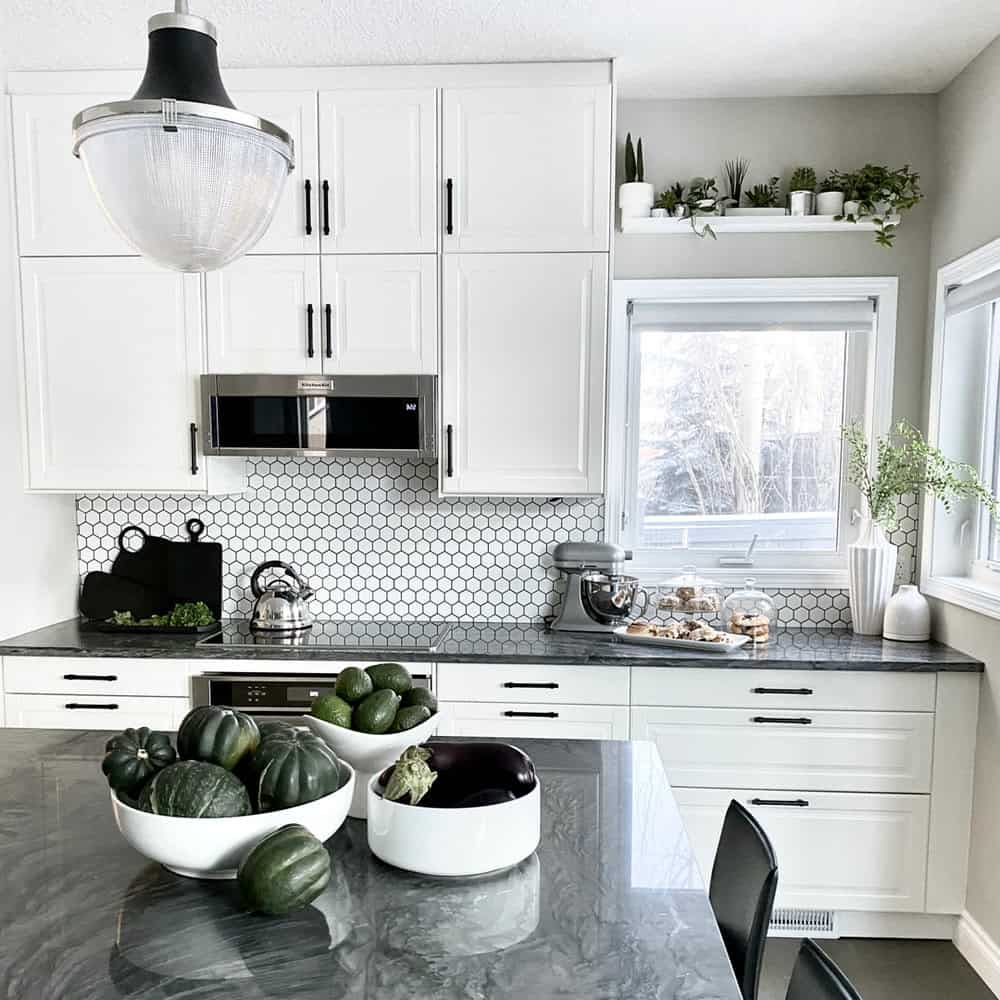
619;181;654;219
848;518;898;635
788;191;815;216
816;191;845;216
883;585;931;642
725;207;786;217
843;199;863;218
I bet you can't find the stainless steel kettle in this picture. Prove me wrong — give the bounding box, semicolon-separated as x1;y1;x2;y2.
249;561;314;632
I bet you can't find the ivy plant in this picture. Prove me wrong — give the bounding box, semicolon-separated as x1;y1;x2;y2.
836;163;923;248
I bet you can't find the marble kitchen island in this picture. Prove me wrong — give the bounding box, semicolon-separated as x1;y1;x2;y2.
0;731;739;1000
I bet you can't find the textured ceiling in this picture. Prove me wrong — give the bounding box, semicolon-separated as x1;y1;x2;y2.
5;0;1000;97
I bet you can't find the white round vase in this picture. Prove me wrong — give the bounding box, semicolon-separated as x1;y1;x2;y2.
816;191;845;215
848;518;898;635
883;585;931;642
619;182;654;219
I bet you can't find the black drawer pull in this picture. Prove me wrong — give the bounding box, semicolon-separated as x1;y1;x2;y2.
752;687;814;696
189;422;199;476
325;303;333;359
63;674;117;682
65;703;119;710
445;424;454;477
750;798;809;808
322;179;330;236
502;681;559;689
445;178;454;235
304;179;312;235
503;710;559;718
306;303;315;358
751;716;813;725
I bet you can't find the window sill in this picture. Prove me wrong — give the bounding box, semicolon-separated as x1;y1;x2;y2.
629;565;849;590
922;574;1000;622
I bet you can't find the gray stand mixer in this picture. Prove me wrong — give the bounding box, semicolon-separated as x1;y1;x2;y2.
550;542;648;632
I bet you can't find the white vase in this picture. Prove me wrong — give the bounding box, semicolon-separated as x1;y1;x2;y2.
883;585;931;642
815;191;845;215
619;181;654;219
848;518;898;635
843;199;863;218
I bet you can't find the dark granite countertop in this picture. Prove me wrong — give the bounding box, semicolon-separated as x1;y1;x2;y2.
0;731;739;999
0;618;983;671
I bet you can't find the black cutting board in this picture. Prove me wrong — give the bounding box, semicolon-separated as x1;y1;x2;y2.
79;572;171;622
165;518;223;620
111;526;172;590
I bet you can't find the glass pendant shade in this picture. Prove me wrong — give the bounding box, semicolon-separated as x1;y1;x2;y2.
72;5;294;273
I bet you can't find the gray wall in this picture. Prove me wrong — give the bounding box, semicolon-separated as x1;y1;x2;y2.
615;95;938;424
925;35;1000;945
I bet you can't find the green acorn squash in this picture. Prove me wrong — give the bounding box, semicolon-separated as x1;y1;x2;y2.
137;760;252;817
177;705;260;771
247;729;342;812
238;824;331;915
102;727;177;797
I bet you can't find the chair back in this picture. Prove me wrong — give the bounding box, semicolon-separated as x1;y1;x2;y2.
786;939;863;1000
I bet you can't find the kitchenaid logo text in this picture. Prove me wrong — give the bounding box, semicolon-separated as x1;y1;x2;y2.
297;378;334;392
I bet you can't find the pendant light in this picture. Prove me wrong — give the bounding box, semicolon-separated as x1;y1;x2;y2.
71;1;294;273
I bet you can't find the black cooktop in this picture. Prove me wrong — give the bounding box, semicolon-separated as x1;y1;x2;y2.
197;619;451;651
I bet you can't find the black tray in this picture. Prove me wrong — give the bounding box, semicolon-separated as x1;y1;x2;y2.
80;619;220;636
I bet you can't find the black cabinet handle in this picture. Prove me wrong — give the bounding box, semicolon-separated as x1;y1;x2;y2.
321;180;330;236
445;424;454;477
65;703;119;710
64;673;117;682
752;687;814;695
502;681;559;689
750;798;809;808
189;422;199;476
304;179;312;235
306;303;315;358
503;710;559;718
325;303;333;359
750;716;813;725
445;178;453;235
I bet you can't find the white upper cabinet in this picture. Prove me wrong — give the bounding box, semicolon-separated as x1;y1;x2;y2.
19;258;243;494
441;252;607;496
322;255;437;373
229;91;320;254
318;89;437;252
11;94;134;255
206;255;322;374
442;85;612;252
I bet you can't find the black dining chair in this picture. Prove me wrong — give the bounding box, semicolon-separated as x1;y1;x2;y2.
709;800;779;1000
785;939;863;1000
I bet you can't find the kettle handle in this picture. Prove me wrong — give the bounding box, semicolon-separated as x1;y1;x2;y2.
250;560;297;599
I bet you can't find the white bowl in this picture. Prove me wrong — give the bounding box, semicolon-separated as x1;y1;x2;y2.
301;711;440;819
110;761;355;879
366;772;541;877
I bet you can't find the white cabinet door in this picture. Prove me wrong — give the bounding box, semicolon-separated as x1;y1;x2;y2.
318;89;437;252
321;255;437;373
437;662;627;705
442;85;611;251
230;90;319;254
3;657;189;698
5;694;190;731
206;255;322;373
19;258;241;493
674;787;930;913
441;253;607;495
11;94;135;255
438;701;629;740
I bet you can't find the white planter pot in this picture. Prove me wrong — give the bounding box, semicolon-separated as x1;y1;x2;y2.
848;519;898;635
816;191;845;215
843;199;863;218
619;182;654;219
725;207;787;216
883;584;931;642
788;190;814;216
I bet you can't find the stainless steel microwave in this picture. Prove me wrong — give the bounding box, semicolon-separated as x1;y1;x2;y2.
201;374;436;459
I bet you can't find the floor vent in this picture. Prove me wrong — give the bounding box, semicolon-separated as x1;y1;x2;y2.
769;908;838;938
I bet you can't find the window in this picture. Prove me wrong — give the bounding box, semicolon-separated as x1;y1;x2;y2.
608;279;898;586
922;241;1000;617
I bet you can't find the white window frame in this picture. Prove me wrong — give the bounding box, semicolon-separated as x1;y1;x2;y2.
607;277;898;588
921;235;1000;619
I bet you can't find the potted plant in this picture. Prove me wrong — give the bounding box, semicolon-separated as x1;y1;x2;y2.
722;157;750;211
837;163;923;247
816;171;847;216
619;133;654;219
842;419;1000;634
787;166;816;215
653;183;687;219
728;176;784;216
685;177;720;239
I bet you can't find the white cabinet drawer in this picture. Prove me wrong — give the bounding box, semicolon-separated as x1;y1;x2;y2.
3;658;190;698
633;706;933;793
438;701;629;740
436;662;627;705
631;667;935;712
4;694;190;731
674;787;929;913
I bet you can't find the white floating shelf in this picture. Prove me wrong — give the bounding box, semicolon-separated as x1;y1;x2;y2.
620;215;880;235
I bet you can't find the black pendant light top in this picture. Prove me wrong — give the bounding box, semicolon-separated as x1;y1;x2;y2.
132;26;236;109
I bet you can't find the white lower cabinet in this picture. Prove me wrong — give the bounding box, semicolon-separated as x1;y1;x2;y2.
4;694;190;731
437;701;629;740
674;787;930;913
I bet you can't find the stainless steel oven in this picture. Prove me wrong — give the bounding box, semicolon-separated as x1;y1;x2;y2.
200;373;436;459
192;672;433;720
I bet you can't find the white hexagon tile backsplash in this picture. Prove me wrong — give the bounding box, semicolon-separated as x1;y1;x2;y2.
75;460;919;626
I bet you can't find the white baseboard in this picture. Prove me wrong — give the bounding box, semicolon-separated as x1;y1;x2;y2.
955;911;1000;997
835;911;955;939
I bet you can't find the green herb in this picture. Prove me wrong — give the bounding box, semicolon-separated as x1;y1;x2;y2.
108;601;216;628
843;419;1000;532
789;166;817;192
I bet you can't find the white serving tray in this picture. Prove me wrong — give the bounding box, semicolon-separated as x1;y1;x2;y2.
613;626;751;654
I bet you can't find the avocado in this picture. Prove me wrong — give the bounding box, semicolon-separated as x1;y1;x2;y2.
401;687;437;713
353;689;401;734
365;662;413;696
390;705;432;733
334;667;373;705
310;693;353;729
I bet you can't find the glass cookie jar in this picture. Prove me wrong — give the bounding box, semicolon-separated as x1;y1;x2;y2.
722;579;775;645
655;566;722;621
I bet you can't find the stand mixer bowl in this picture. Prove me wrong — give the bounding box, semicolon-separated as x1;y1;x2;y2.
580;573;646;625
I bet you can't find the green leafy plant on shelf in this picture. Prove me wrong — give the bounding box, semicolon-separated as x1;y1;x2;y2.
653;184;684;216
820;169;851;193
836;163;923;248
723;157;750;205
745;176;781;207
789;166;817;192
684;177;719;239
842;419;1000;532
624;133;645;183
